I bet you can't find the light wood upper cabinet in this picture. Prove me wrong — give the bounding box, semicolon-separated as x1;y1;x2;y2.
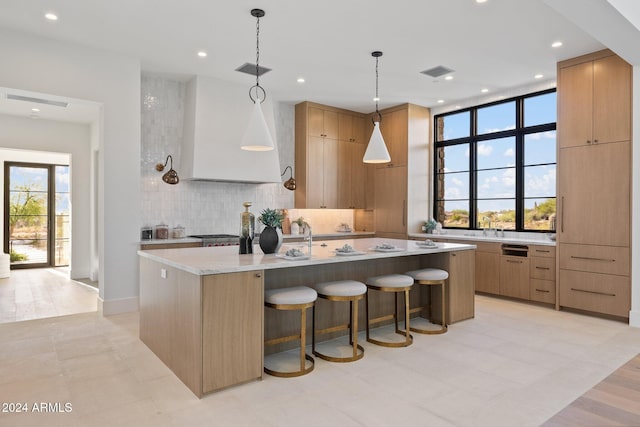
308;107;338;139
295;102;368;209
375;165;407;236
377;108;409;168
558;140;630;247
558;51;631;148
339;113;366;143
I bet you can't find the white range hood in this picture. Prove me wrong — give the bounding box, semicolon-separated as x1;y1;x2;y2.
181;75;281;183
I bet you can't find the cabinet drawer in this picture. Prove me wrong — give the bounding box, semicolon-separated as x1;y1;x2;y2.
559;270;630;317
530;279;555;304
529;245;555;258
475;242;501;253
530;257;555;280
559;243;629;276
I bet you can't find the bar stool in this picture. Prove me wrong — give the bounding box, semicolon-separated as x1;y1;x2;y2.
405;268;449;334
365;274;415;347
264;286;318;377
312;280;367;363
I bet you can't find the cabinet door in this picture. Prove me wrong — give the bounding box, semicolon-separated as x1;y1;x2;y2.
475;251;500;294
558;141;630;246
202;271;263;393
350;142;367;208
593;55;631;144
306;136;325;208
308;107;338;139
351;115;366;144
338;113;353;142
499;256;530;299
337;139;352;208
448;250;475;323
322;138;339;208
378;109;408;168
374;166;407;235
558;61;593;149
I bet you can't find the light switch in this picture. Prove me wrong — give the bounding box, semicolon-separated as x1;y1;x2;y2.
160;268;167;279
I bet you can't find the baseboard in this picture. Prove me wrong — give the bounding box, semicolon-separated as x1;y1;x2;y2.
98;296;139;316
630;310;640;328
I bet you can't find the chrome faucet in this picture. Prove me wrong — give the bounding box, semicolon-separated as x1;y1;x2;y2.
482;216;492;236
305;227;313;252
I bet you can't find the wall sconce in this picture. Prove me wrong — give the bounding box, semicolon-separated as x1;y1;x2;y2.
155;155;179;185
281;165;296;191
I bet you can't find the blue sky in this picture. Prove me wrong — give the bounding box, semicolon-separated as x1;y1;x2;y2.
9;165;70;214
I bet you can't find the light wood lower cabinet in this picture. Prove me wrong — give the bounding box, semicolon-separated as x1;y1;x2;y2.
447;250;476;323
559;270;630;317
140;258;263;397
476;251;500;294
500;256;530;300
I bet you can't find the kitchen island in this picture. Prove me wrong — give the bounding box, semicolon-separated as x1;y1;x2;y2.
138;238;475;397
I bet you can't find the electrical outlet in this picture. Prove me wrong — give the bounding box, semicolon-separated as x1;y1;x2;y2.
160;268;167;279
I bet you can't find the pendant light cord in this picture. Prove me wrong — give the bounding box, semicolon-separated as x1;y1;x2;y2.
375;55;379;114
255;14;260;90
248;9;266;103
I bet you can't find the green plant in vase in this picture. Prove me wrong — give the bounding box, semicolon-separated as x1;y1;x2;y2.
258;209;284;254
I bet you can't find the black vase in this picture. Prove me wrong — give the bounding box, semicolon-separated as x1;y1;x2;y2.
259;226;282;254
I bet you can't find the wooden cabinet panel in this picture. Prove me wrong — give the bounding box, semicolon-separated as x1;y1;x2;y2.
558;52;631;148
475;251;500;294
499;256;530;299
337;140;351;208
530;279;556;304
202;271;263;393
322;138;339;208
592;55;632;144
531;257;555;281
378;108;408;168
350;142;367;208
374;166;407;235
559;243;629;276
338;113;365;143
306;136;325;208
308;107;338;138
559;270;630;317
529;245;555;258
558;141;630;247
558;61;593;148
448;250;475;323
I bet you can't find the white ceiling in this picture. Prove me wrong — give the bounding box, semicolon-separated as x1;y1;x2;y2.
0;0;633;122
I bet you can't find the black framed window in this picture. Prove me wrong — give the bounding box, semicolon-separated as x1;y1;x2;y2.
434;89;556;232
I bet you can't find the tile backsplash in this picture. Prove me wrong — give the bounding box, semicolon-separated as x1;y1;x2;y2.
140;74;294;235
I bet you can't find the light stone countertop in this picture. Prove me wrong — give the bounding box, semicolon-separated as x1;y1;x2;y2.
282;231;374;239
409;232;556;247
137;237;476;276
139;237;203;245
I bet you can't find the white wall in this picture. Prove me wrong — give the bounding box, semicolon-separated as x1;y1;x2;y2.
0;116;91;278
0;28;141;314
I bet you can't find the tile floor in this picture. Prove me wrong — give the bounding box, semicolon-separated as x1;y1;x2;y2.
0;268;97;324
1;295;639;426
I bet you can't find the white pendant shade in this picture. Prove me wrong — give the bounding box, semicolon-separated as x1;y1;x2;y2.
363;121;391;163
241;101;275;151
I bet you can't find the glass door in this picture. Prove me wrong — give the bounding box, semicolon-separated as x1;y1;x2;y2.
4;162;70;269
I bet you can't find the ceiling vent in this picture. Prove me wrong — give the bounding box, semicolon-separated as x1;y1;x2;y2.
421;66;454;78
6;94;69;108
235;63;272;77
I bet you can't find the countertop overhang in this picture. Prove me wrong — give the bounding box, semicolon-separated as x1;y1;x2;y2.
137;238;476;276
409;233;556;247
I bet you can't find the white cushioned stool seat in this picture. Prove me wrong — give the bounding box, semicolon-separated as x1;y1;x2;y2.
367;274;414;288
265;286;317;305
316;280;367;297
406;268;449;282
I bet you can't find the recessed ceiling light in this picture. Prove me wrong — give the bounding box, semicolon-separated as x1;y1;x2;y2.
445;76;454;81
31;108;40;112
44;12;58;21
437;99;444;104
481;88;489;93
476;0;488;3
551;41;563;48
534;74;543;79
297;77;305;83
373;97;380;102
455;105;461;109
197;51;207;58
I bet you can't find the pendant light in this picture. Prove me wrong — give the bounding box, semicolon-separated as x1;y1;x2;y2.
363;51;391;164
240;8;275;151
